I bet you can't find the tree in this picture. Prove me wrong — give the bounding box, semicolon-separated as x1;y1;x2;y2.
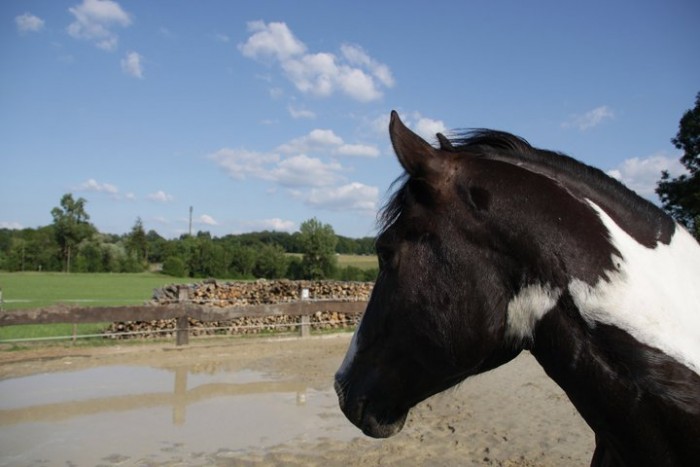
656;92;700;238
298;218;338;279
181;231;226;278
51;193;95;272
162;256;187;277
145;230;167;263
228;244;257;278
125;217;148;265
253;244;288;279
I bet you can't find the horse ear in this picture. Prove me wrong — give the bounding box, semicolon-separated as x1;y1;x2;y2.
389;110;443;179
437;133;454;151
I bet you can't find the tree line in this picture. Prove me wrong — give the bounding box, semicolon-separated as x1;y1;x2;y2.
0;202;377;281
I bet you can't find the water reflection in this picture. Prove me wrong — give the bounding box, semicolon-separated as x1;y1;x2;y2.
0;362;354;466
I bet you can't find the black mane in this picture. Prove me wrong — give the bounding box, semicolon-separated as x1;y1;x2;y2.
446;129;651;209
380;129;675;246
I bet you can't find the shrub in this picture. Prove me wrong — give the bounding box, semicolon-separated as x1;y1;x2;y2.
162;256;187;277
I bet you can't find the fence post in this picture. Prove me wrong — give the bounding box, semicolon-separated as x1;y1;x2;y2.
176;315;189;346
300;315;310;338
178;286;189;303
176;286;190;346
300;288;310;338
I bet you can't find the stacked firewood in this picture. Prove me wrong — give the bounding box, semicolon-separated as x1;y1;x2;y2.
103;311;362;339
103;280;371;339
150;279;373;306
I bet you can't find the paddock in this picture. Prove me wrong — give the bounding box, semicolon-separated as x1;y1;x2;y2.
0;334;593;466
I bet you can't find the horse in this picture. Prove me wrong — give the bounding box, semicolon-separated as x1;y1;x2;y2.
334;111;700;466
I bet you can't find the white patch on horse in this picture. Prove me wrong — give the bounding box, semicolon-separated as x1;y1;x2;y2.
506;283;562;342
569;200;700;375
338;327;360;376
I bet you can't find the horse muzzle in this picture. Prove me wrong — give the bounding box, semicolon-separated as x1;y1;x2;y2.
334;378;408;438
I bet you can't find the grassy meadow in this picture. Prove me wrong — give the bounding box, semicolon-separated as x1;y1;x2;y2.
336;254;378;270
0;272;179;343
0;255;376;343
0;272;178;311
284;253;378;270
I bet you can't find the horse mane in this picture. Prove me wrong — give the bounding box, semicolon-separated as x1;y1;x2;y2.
380;129;675;246
445;129;664;215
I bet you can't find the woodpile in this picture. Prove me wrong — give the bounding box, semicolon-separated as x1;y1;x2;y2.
150;279;373;306
104;280;371;339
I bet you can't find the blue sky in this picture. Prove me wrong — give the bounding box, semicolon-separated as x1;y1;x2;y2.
2;0;698;239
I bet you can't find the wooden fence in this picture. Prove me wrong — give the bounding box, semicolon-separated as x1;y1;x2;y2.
0;299;367;345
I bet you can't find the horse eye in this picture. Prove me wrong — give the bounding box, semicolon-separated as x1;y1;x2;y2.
469;186;491;211
377;250;391;268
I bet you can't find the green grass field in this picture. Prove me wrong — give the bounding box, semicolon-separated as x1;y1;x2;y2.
0;272;179;311
0;272;181;343
0;257;375;343
336;254;378;270
285;253;378;270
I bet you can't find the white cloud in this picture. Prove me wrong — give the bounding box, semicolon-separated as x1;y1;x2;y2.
269;87;284;99
243;218;296;232
15;13;45;33
414;116;447;141
288;106;316;119
76;178;118;194
148;190;174;202
306;182;379;212
0;221;24;230
276;128;377;157
340;44;395;87
239;21;393;102
277;129;343;154
213;33;230;43
238;21;306;61
197;214;218;226
208;148;280;180
210;127;380;195
209;142;379;216
335;65;382;102
265;154;343;187
562;105;614;131
158;27;174;39
607;152;686;199
282;52;337;97
336;144;380;158
370;113;391;136
67;0;131;51
121;51;144;78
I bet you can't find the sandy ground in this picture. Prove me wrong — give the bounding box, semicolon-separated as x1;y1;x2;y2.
0;335;594;466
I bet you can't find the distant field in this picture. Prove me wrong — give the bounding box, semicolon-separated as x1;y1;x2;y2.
0;257;377;312
285;254;378;270
336;254;378;270
0;272;178;311
0;272;181;342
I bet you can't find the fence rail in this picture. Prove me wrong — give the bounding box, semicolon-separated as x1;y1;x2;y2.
0;299;367;345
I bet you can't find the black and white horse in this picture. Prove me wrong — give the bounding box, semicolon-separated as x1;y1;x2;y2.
335;111;700;466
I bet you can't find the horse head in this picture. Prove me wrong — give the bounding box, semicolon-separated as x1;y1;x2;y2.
334;111;587;438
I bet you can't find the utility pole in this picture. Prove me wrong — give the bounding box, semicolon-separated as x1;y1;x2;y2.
189;206;193;237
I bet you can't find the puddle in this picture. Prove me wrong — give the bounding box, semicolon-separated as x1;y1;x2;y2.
0;363;357;466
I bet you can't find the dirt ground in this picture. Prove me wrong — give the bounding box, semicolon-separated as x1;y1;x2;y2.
0;334;594;466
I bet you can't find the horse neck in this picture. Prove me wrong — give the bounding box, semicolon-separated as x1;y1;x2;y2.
529;298;700;466
484;151;675;247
